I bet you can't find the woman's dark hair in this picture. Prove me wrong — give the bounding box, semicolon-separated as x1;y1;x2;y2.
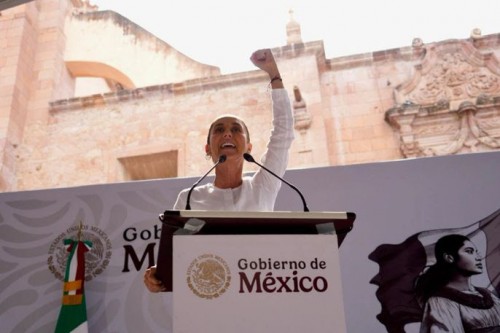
414;234;470;304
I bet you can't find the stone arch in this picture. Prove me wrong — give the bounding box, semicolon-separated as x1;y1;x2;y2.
64;11;220;89
65;60;135;89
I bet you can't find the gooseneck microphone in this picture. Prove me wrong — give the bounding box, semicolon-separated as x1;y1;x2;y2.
243;153;310;212
185;154;227;210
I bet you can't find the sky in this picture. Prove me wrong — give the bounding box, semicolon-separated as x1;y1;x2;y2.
91;0;500;74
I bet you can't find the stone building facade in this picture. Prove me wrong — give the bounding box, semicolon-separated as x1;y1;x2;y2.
1;0;500;192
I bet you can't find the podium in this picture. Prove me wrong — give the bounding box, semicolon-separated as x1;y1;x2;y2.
156;210;356;333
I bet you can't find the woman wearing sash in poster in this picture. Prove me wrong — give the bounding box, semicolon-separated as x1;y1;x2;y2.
416;234;500;333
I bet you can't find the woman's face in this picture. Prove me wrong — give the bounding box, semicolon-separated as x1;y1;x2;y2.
206;117;252;161
455;240;483;275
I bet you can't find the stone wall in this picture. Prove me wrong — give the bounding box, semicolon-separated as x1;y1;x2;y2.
1;0;500;192
1;0;74;191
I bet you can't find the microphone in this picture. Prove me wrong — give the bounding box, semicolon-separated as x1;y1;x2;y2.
243;153;309;212
185;155;227;210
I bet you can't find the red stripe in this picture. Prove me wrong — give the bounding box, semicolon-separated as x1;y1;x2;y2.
73;241;90;295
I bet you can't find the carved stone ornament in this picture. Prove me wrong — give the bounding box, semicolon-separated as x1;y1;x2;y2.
385;40;500;158
292;86;312;132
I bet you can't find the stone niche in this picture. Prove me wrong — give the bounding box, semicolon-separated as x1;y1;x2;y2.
385;40;500;158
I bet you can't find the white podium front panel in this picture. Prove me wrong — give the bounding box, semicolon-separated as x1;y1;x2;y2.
173;234;346;333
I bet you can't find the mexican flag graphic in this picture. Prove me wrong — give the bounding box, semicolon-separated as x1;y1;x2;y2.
54;226;92;333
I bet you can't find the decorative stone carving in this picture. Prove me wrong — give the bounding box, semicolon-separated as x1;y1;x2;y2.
470;28;482;40
412;38;424;49
72;0;98;14
286;9;303;45
292;86;312;132
385;40;500;158
292;86;313;158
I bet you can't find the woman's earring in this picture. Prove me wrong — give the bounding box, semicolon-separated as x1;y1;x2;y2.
205;154;212;160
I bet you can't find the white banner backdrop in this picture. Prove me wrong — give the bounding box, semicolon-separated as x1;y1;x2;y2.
1;151;499;332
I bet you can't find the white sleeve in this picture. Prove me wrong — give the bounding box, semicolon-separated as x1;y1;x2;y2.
253;88;294;192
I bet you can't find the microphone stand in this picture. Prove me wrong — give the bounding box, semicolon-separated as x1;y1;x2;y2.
185;155;227;210
243;153;309;212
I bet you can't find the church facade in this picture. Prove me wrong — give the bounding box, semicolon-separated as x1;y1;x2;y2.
1;0;500;192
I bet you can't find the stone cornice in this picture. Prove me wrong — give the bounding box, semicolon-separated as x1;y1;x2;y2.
50;41;329;113
49;71;268;113
326;33;500;71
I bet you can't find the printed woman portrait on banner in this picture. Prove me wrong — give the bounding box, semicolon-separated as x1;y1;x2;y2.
368;208;500;333
415;234;500;332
